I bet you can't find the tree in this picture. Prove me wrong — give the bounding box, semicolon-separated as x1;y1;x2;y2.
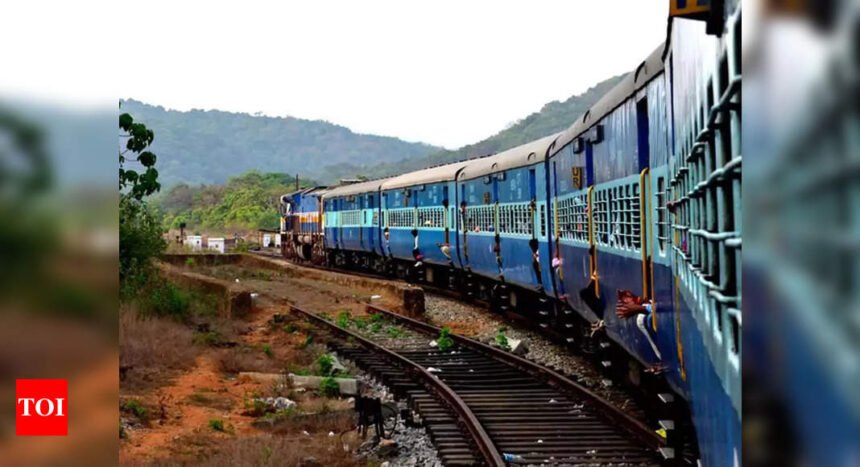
119;111;160;200
119;107;165;293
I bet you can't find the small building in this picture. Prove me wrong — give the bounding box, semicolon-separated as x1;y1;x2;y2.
208;237;225;253
184;235;203;251
258;229;279;248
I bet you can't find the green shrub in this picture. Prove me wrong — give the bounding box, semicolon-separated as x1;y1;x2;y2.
193;330;224;346
319;377;339;397
283;323;297;333
437;327;454;351
495;332;510;350
369;313;385;323
121;399;148;419
370;322;383;333
185;257;196;268
208;419;225;432
336;311;350;328
262;344;273;358
386;326;404;338
353;317;367;331
145;280;191;320
317;354;334;376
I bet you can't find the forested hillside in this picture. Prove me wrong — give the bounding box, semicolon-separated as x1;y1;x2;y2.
154;172;317;233
120;99;441;187
149;73;625;232
315;74;626;181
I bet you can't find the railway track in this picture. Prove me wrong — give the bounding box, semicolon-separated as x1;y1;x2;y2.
290;303;665;466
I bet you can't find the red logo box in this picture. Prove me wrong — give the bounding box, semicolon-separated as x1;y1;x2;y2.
16;379;68;436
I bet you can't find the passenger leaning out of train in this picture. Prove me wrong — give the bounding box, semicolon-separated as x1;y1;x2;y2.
616;289;665;373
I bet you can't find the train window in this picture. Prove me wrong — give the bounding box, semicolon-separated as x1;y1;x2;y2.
417;207;444;228
593;189;610;245
372;211;379;226
465;206;495;232
656;176;669;253
388;209;415;228
540;206;546;237
556;193;588;242
341;210;361;226
608;183;640;251
497;204;532;236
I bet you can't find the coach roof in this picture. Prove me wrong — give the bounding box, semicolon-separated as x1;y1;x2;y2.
555;43;665;152
323;177;392;198
381;160;473;191
458;132;561;181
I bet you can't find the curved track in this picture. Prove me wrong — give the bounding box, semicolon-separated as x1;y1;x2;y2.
291;303;664;466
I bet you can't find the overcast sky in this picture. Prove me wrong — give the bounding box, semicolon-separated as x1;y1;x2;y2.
2;1;668;149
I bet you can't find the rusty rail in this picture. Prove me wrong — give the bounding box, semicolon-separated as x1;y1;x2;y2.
289;305;505;466
366;303;666;452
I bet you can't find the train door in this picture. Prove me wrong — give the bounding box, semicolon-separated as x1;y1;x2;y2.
585;142;599;296
459;184;469;267
637;97;656;304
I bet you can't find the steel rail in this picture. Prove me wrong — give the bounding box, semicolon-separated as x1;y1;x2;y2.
289;304;505;467
366;303;666;452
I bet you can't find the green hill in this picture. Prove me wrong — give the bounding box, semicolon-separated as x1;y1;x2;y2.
120;99;442;188
316;74;626;180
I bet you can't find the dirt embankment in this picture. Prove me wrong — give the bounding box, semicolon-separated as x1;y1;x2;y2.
120;254;423;466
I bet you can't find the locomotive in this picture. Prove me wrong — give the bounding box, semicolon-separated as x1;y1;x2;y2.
281;2;741;465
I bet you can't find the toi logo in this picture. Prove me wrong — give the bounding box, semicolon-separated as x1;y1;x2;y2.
16;379;68;436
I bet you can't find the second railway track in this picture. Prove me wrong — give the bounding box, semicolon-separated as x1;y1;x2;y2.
290;303;664;466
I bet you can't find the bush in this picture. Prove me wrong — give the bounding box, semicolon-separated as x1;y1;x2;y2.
144;280;191;320
495;332;510;350
209;419;225;432
335;311;350;328
121;399;148;419
317;354;333;376
386;326;404;338
185;257;196;268
120;197;167;296
437;327;454;352
319;377;339;397
262;344;273;358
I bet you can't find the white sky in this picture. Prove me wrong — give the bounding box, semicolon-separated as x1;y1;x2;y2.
1;1;668;148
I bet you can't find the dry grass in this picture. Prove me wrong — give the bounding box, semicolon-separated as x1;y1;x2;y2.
200;433;361;466
120;307;202;391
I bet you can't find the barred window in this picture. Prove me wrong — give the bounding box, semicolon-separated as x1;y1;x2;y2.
593;189;611;245
609;183;641;250
417;207;445;228
341;210;361;226
465;206;495;232
498;203;532;236
656;176;669;253
372;211;379;226
388;209;415;228
556;193;588;242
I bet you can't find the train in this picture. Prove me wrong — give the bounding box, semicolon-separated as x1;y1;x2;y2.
279;2;741;465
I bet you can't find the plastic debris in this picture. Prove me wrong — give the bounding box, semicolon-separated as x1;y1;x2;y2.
429;340;438;347
302;430;310;436
250;293;259;299
427;367;442;373
549;399;557;404
328;431;335;437
537;439;544;443
235;278;240;283
370;295;382;300
503;453;524;462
